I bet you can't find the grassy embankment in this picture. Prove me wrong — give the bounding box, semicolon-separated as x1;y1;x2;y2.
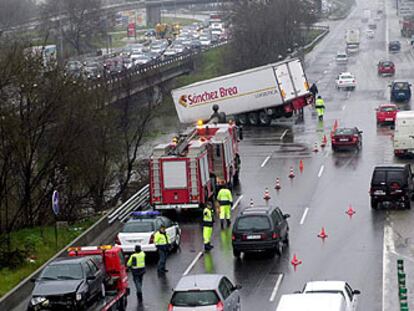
0;218;97;297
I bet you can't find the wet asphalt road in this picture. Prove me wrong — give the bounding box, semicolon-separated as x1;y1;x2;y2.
127;0;414;310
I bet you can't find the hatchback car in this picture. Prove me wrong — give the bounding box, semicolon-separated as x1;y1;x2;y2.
115;211;181;254
168;274;241;311
370;164;414;209
232;206;290;258
336;72;356;90
378;60;395;76
390;81;412;102
335;52;348;64
389;40;401;52
376;103;398;124
331;127;363;152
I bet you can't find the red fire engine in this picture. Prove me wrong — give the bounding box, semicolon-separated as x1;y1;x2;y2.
150;121;241;210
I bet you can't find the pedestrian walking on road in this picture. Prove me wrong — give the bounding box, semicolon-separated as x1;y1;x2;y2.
155;225;170;273
310;82;319;100
127;245;146;304
217;185;233;229
203;202;215;251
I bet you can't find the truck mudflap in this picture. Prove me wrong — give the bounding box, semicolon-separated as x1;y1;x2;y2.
285;95;312;112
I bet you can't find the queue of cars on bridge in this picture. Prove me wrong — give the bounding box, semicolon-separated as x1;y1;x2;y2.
64;21;228;81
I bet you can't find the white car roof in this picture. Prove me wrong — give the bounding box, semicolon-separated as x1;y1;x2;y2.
304;281;346;292
276;293;345;311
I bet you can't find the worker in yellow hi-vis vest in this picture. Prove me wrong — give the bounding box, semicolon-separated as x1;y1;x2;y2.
217;185;233;229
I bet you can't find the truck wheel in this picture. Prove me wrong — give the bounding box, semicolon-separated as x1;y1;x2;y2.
233;249;241;258
371;199;378;210
237;114;248;126
248;112;259;126
258;111;271;126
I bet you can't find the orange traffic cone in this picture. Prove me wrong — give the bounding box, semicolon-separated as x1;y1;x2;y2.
299;160;304;172
275;178;281;191
288;167;295;178
318;227;328;240
333;119;338;131
321;135;328;148
313;142;319;152
346;204;356;217
291;254;302;271
263;188;271;200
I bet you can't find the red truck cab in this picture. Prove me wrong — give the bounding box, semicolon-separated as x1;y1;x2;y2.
68;245;129;311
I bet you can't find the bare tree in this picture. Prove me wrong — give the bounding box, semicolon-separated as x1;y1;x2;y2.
225;0;317;71
41;0;105;56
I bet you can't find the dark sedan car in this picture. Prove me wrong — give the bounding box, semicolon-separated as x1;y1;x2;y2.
28;256;105;311
390;81;412;102
331;127;363;152
388;40;401;52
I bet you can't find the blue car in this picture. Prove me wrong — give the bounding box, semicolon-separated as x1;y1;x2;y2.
389;40;401;52
390;81;412;102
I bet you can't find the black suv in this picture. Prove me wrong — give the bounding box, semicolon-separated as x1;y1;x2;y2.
28;256;105;310
370;164;414;209
232;206;290;258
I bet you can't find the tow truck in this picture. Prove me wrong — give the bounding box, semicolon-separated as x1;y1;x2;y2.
149;120;241;210
68;245;129;311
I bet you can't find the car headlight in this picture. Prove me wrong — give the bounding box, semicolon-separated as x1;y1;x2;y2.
76;293;82;301
31;297;49;306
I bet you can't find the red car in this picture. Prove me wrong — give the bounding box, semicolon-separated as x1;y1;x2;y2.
331;127;363;152
376;103;398;124
378;60;395;76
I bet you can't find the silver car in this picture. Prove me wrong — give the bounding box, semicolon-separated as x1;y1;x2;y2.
169;274;241;311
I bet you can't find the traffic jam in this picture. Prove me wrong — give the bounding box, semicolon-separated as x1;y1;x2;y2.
27;0;414;310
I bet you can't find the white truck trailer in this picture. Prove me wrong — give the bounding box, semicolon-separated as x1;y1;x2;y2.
171;58;312;126
345;29;360;54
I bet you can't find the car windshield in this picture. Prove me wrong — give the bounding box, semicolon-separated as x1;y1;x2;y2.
236;215;271;231
381;62;393;67
337;54;346;58
122;221;154;233
171;290;219;306
340;75;353;79
335;128;355;135
381;106;396;112
41;263;83;280
393;83;409;90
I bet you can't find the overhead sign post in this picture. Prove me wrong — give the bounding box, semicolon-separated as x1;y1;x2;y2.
398;0;414;17
52;190;60;250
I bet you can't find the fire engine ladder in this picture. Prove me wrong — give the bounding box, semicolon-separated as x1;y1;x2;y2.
151;159;162;201
188;144;203;203
173;128;198;156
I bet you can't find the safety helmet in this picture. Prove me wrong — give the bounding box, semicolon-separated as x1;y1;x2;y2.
317;95;322;99
212;104;219;112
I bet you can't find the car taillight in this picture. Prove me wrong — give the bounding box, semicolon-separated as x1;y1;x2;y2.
149;234;155;244
232;234;236;241
168;303;174;311
272;232;279;239
352;80;355;83
390;182;401;190
216;301;224;311
115;235;121;245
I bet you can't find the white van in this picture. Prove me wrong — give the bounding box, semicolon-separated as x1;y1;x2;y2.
276;293;347;311
393;111;414;157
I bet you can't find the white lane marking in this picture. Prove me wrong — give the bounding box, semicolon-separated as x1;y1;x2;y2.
385;2;389;53
183;251;203;276
280;129;289;141
232;195;244;211
382;222;395;311
318;165;325;178
342;105;346;111
261;156;271;167
269;274;284;302
300;207;309;225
